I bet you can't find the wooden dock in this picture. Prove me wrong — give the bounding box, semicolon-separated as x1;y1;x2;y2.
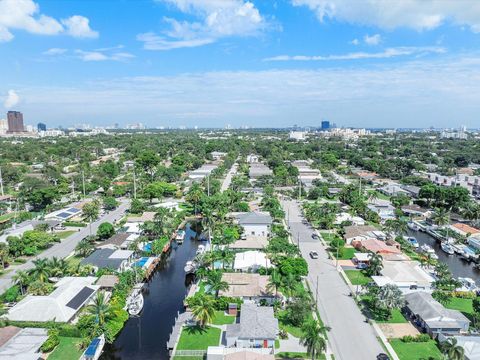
167;311;193;350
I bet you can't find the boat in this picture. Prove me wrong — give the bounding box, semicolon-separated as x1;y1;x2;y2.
407;222;420;231
440;242;454;255
404;236;419;248
126;283;145;316
81;334;105;360
419;244;439;259
176;229;186;244
457;277;478;292
184;260;198;274
196;244;206;255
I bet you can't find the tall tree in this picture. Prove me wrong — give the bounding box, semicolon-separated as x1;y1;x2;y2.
299;319;328;360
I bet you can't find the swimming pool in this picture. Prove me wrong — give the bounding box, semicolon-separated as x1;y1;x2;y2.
135;257;149;267
143;243;152;252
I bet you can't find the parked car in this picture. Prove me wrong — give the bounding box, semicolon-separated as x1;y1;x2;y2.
309;251;319;259
356;263;368;270
377;354;390;360
311;233;319;239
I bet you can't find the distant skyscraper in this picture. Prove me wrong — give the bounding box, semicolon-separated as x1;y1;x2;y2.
7;111;24;133
321;120;330;130
37;122;46;132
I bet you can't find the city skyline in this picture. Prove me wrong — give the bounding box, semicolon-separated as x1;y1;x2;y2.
1;0;480;128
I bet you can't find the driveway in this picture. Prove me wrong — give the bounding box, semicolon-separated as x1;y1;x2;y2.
0;198;130;293
281;198;383;360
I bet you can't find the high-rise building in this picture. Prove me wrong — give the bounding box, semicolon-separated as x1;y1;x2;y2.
37;123;47;132
0;119;7;134
7;111;24;133
321;120;330;130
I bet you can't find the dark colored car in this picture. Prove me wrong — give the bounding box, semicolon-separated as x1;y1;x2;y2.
377;353;390;360
311;233;319;239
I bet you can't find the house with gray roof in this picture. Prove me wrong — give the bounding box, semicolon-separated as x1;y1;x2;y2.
0;327;48;360
236;212;272;237
405;292;470;337
81;248;134;272
225;303;279;349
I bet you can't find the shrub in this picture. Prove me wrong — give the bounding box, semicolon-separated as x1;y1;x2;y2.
40;334;59;352
63;221;87;227
401;334;430;343
1;285;20;303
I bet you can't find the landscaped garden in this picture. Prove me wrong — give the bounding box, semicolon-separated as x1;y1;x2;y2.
211;311;236;325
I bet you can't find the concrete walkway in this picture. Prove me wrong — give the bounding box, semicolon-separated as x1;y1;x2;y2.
278;335;306;353
281;199;384;360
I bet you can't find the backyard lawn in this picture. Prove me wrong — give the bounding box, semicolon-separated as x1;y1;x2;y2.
48;337;83;360
277;310;307;338
376;309;407;324
337;247;356;260
344;270;372;286
445;297;473;315
389;339;442;360
211;311;236;325
176;326;221;350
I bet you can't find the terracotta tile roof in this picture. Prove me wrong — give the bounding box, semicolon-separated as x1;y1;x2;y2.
452;223;480;235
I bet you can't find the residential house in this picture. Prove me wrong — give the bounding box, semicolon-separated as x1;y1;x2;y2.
401;185;421;198
450;223;480;237
405;292;470;337
379;183;409;197
249;163;272;179
225;303;279;349
246;154;259;164
367;199;396;222
401;204;430;218
81;248;134;272
207;347;274;360
7;277;99;322
343;225;381;245
0;327;48;359
452;336;480;360
352;238;402;256
230;235;268;250
236;212;272;237
211;151;227;160
334;212;365;226
372;260;434;293
233;251;272;272
219;273;278;303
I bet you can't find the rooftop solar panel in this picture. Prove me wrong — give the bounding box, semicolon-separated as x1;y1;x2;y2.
66;286;95;310
57;212;72;219
68;208;81;213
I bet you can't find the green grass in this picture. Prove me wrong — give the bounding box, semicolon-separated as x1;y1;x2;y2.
344;270;372;286
445;297;473;315
66;255;83;268
367;190;391;201
389;339;442;360
276;352;326;359
337;247;356;260
376;309;408;324
277;310;310;338
56;230;77;239
320;233;341;243
176;326;221;350
48;337;83;360
0;212;15;222
211;311;236;325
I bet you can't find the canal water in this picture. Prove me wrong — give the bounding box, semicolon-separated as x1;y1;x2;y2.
101;223;201;360
409;229;480;280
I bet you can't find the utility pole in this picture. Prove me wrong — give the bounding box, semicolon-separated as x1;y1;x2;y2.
72;180;75;197
0;166;4;197
133;170;137;199
82;171;86;198
298;180;301;200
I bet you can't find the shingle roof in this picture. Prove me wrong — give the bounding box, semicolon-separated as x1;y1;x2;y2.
80;248;132;269
237;212;272;225
227;303;278;340
220;273;274;298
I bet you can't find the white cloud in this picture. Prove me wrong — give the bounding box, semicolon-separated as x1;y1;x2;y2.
4;90;20;109
350;38;359;46
263;46;446;61
364;33;381;45
291;0;480;32
0;0;97;42
62;16;98;38
75;49;135;62
43;48;68;56
139;0;270;50
14;55;480;128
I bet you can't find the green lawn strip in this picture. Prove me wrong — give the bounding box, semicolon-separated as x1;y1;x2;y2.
337;247;356;260
211;311;236;325
445;297;473;315
56;230;77;239
276;352;325;359
48;337;83;360
66;255;83;268
376;309;407;324
344;270;372;286
389;339;442;360
0;213;16;222
319;233;341;244
176;326;221;350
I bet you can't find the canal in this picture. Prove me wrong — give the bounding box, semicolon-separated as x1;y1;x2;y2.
101;223;201;360
409;229;480;280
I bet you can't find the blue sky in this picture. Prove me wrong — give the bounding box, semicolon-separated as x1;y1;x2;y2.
1;0;480;128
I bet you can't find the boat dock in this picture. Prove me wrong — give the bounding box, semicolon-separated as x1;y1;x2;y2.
166;311;193;351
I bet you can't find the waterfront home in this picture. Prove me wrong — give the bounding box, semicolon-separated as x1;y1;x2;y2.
219;273;278;303
367;199;396;222
230;235;268;250
225;303;279;349
405;292;470;337
207;347;274;359
401;204;430;218
96;274;120;290
372;260;434;293
452;336;480;360
468;234;480;251
127;211;156;223
100;233;131;250
236;212;272;237
81;248;134;272
334;212;365;226
378;183;409;197
7;277;99;322
233;251;272;272
343;225;380;245
0;327;48;359
124;222;142;234
450;223;480;237
352;238;402;255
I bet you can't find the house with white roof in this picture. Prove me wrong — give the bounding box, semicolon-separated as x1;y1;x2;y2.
372;260;434;293
334;212;365;226
7;277;99;322
234;251;272;272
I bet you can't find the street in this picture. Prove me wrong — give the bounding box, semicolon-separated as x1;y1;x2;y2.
282;198;383;360
0;199;130;293
221;162;237;192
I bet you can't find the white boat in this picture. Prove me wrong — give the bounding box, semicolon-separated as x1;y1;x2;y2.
419;244;439;259
82;334;105;360
407;222;420;231
404;236;419;248
126;284;144;316
441;242;454;255
457;277;478;292
184;260;198;274
176;230;186;243
196;245;206;255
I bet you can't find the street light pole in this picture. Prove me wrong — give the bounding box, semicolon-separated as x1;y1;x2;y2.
316;275;319;304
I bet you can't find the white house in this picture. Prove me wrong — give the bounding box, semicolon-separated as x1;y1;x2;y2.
334;212;365;226
236;212;272;237
234;251;272;272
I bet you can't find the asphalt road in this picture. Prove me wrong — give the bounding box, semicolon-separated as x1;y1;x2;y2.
221;163;237;192
0;199;130;293
282;198;383;360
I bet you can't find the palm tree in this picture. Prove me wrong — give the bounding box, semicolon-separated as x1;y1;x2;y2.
299;319;328;360
281;273;298;301
188;294;215;328
376;284;405;318
204;271;229;297
75;239;95;257
82;200;100;236
87;291;112;328
365;252;383;276
0;243;10;269
267;270;282;297
29;258;51;282
49;257;68;277
368;191;379;204
186;183;203;215
441;337;465;360
12;270;31;295
434;263;451;280
433;208;451;241
462;203;480;227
